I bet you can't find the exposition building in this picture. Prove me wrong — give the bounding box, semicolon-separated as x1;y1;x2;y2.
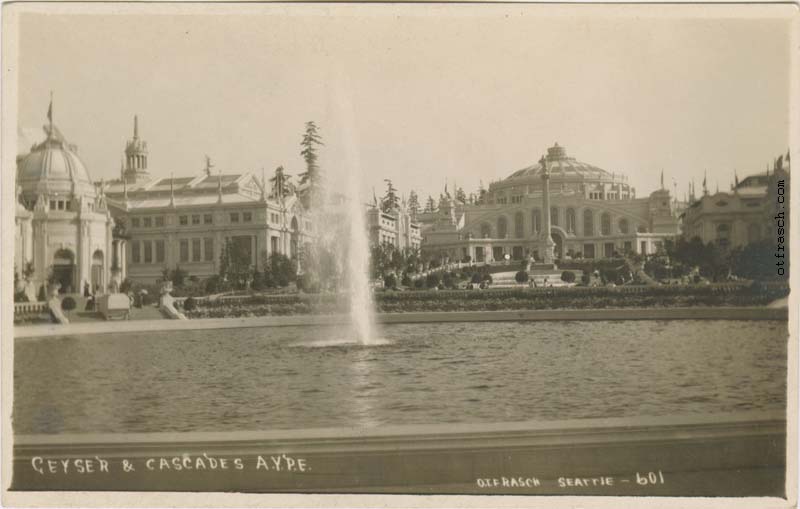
418;143;681;263
15;109;314;291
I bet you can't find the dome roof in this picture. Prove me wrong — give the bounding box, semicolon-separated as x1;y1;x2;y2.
17;126;94;197
504;143;616;182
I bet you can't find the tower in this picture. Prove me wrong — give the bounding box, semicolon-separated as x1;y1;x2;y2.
123;115;150;183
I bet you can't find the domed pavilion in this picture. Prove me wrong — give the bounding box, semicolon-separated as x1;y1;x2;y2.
15;104;113;295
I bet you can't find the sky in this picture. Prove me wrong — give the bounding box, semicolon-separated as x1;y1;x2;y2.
14;4;793;203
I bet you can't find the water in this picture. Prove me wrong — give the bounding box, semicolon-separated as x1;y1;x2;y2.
14;320;786;434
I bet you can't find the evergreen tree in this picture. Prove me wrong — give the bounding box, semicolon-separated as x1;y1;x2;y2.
424;195;436;212
299;121;324;187
407;190;421;218
381;179;400;213
455;186;467;204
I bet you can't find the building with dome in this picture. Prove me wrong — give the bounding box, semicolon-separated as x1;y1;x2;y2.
15;114;114;295
419;143;681;263
99;116;314;284
16;105;315;291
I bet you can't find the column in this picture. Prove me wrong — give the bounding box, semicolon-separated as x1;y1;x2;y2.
540;156;556;265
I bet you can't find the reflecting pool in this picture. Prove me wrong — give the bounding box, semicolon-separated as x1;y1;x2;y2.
14;320;787;434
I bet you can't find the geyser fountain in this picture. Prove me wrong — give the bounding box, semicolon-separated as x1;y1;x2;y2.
343;167;377;345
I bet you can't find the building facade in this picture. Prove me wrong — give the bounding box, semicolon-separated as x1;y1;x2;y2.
366;204;422;251
15;121;114;294
16;110;315;290
418;143;681;263
102;118;314;284
681;153;791;249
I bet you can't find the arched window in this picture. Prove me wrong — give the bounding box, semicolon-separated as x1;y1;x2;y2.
532;209;541;234
480;223;492;238
583;209;594;236
601;213;611;236
618;218;629;235
550;207;559;227
566;208;576;233
514;211;524;239
497;216;508;239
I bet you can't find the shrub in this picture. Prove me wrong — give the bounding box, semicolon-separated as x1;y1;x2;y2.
425;273;441;288
205;275;223;294
471;273;482;284
515;271;529;283
140;293;152;306
414;279;425;289
482;274;493;283
61;296;76;313
183;296;197;311
384;273;397;289
462;255;472;263
401;274;412;287
119;278;133;294
561;271;576;283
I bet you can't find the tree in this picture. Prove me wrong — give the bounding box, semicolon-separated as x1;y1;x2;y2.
455;187;467;204
515;270;529;283
219;238;254;290
299;121;324;187
381;179;400;213
263;253;297;288
424;195;436;212
407;191;421;219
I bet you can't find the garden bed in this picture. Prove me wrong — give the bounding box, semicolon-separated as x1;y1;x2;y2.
182;282;789;319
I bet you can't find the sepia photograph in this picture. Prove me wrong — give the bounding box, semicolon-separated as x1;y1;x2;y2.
1;2;797;508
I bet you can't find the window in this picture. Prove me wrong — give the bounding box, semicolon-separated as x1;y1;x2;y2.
204;238;214;261
618;218;629;235
65;200;72;210
131;217;140;228
550;207;559;227
492;246;504;261
584;243;595;259
514;211;524;238
271;236;279;254
143;240;153;263
583;209;594;236
143;217;152;228
192;215;200;225
192;239;201;262
155;216;165;227
50;200;56;210
532;209;541;234
640;241;647;254
601;213;611;236
480;223;491;238
179;216;188;226
497;217;508;239
512;246;524;260
180;239;189;262
131;241;141;263
204;214;213;225
566;208;576;233
511;195;523;204
230;212;239;223
155;240;165;263
243;212;253;223
604;242;614;258
624;241;632;253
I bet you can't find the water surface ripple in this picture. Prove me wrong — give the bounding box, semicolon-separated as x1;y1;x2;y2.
13;320;787;434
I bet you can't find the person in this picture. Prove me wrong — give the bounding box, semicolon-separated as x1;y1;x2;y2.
83;281;90;297
85;289;96;311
